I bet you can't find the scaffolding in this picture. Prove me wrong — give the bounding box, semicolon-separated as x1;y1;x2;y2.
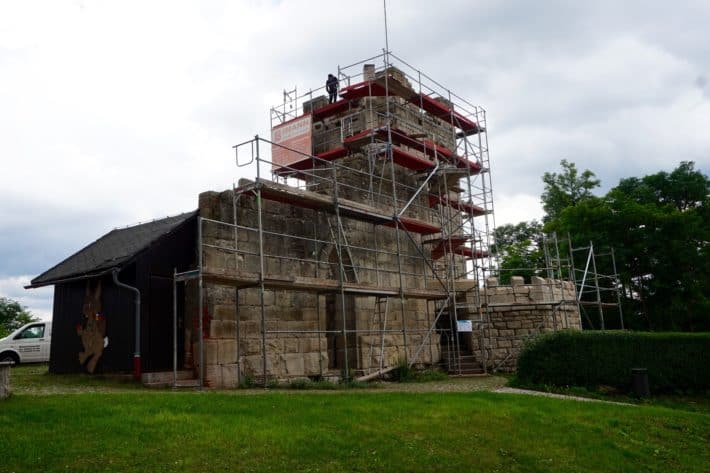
174;51;632;386
566;236;625;331
469;232;625;372
172;52;624;388
494;231;625;331
179;51;495;385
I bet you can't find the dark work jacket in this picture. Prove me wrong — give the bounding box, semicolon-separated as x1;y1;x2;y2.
326;76;338;93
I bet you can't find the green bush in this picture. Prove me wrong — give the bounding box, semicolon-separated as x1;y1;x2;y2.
516;331;710;393
390;359;448;383
288;378;310;390
391;358;414;382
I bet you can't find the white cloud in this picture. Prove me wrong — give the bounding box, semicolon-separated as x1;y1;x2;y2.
0;0;708;319
0;276;53;321
493;193;543;226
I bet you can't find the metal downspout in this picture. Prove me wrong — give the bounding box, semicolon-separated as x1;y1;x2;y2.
112;269;141;380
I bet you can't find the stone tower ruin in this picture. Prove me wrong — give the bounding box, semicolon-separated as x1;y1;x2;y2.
184;53;580;387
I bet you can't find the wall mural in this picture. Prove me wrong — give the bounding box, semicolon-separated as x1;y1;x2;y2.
76;280;107;373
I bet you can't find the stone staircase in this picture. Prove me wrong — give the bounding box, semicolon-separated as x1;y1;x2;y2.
440;341;484;376
141;370;200;388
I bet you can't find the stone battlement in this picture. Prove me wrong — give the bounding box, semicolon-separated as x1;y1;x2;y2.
455;276;581;372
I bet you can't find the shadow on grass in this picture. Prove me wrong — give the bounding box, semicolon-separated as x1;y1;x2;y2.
509;376;710;414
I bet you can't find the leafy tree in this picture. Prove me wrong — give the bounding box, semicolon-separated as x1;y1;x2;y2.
541;159;600;222
547;162;709;331
492;221;545;284
0;297;39;338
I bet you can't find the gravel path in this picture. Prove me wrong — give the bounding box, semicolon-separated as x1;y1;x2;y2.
493;387;634;405
367;376;508;393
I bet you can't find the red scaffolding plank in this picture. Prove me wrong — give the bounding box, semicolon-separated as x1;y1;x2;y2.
417;94;479;135
340;76;481;135
430;236;469;260
317;147;348;161
427;194;486;217
386;216;441;235
343;127;424;151
456;247;488;259
429;237;488;260
421;138;454;160
385;147;435;171
421;139;480;172
276;125;479;176
342;128;382;148
311;99;355;121
347;127;481;173
340;81;388;100
273;147;348;175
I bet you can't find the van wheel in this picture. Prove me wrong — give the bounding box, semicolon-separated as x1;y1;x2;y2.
0;352;19;365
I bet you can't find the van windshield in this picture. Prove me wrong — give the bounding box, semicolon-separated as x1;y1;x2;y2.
15;325;44;340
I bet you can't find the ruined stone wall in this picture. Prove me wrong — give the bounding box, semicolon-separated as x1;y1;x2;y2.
460;276;581;372
187;64;576;387
193;186;580;385
309;67;456;158
195;188;440;387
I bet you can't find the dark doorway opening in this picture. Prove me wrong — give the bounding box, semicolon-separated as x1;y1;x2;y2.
325;294;356;371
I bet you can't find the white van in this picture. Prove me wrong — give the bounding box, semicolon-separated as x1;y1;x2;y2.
0;321;52;365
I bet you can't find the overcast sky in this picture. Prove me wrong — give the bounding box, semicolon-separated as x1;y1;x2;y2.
1;0;708;319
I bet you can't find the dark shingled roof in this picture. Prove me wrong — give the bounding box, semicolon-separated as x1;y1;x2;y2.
28;211;198;288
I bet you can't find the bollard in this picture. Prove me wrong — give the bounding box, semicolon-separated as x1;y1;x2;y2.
0;361;12;399
631;367;650;398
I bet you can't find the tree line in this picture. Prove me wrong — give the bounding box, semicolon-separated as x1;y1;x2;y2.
493;160;709;332
0;297;39;338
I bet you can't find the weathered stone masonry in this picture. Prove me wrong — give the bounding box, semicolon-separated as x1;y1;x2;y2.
196;187;441;386
459;276;581;372
193;183;581;386
186;63;581;387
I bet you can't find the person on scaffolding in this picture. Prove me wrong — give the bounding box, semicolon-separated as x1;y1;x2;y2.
326;73;339;104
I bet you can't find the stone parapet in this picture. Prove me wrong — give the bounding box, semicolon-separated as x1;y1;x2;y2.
457;276;581;372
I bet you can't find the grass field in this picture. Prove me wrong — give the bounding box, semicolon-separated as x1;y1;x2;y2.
1;366;708;472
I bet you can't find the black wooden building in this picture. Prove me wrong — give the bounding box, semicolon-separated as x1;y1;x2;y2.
26;212;197;375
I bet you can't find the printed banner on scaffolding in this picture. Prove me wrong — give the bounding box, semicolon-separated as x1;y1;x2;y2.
271;115;312;170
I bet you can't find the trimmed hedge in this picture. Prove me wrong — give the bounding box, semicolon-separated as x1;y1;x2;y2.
516;331;710;392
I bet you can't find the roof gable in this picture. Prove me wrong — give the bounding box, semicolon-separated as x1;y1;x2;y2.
29;211;197;287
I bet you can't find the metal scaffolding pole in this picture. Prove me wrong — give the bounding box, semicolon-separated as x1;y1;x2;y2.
589;242;605;330
381;49;409;364
255;137;268;386
222;52;503;382
197;216;204;389
611;247;625;330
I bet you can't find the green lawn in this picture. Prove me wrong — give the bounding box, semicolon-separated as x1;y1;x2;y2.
1;389;708;472
6;363;141;394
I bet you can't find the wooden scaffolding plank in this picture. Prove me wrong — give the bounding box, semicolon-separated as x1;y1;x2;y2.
202;269;448;299
240;179;443;234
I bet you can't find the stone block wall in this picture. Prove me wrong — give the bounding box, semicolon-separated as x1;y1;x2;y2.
460;276;581;372
185;63;578;387
193;188;441;387
191;192;581;385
